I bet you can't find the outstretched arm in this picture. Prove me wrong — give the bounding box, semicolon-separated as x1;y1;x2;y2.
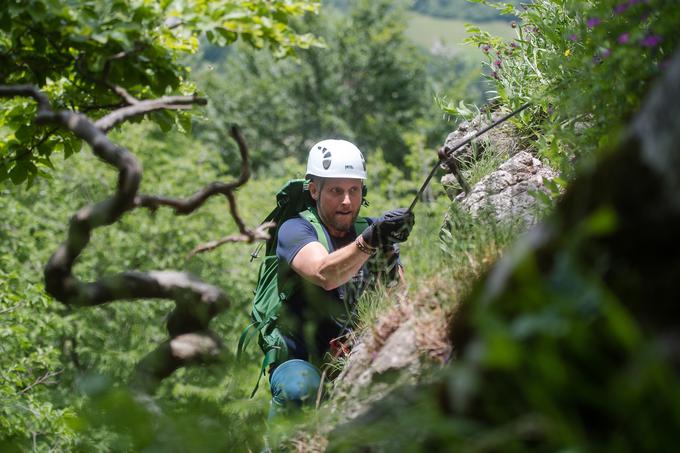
291;237;373;291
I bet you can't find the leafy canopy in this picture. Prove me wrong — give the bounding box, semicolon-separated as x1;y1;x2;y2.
0;0;322;186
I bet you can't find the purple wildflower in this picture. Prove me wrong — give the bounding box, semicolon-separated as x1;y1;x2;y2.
613;2;630;14
618;33;630;44
482;44;491;53
587;17;601;28
568;34;578;41
510;42;518;48
494;59;502;67
491;71;499;80
640;35;662;47
601;48;612;58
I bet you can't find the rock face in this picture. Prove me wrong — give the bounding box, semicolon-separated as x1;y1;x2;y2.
440;109;558;226
442;111;525;163
329;289;451;423
458;151;558;226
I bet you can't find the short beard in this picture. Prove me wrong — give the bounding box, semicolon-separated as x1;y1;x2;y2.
316;200;358;235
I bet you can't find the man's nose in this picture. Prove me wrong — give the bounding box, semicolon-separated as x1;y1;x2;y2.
341;193;351;205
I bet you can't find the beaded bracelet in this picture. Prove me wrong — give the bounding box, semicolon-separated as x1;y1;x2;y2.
355;237;377;256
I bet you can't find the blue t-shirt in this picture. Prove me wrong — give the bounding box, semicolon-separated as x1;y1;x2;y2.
276;215;399;362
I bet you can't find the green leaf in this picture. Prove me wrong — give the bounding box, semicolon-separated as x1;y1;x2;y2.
151;110;175;133
14;124;34;143
63;138;82;159
9;162;28;184
176;112;192;134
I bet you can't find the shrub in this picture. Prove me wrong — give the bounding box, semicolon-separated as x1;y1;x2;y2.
464;0;680;174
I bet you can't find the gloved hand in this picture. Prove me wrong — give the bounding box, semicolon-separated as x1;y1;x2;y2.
361;208;415;248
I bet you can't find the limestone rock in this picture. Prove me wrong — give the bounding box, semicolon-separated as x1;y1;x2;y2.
458;151;558;226
440;110;530;199
442;111;525;164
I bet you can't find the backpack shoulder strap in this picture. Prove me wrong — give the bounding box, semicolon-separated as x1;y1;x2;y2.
354;216;370;235
299;208;330;251
300;209;371;248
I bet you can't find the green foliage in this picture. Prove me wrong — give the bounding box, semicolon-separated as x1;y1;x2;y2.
348;204;680;451
192;0;473;175
465;0;680;173
0;120;286;450
181;0;493;203
0;112;449;449
0;0;322;186
0;0;509;449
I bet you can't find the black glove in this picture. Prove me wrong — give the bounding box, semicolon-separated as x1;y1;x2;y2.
361;208;415;248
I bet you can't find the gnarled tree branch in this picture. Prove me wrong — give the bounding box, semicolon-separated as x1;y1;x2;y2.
0;84;260;393
135;125;250;215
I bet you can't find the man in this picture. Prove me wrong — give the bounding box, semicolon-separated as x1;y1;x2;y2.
268;139;414;418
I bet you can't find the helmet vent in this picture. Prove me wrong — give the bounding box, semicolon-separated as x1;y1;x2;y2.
322;148;332;169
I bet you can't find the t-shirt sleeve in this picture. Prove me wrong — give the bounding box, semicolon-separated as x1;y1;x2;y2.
276;217;320;265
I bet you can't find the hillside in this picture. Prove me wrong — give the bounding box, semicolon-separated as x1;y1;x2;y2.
405;12;514;56
2;1;680;452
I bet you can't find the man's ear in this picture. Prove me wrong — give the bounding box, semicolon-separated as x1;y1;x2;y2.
309;180;320;201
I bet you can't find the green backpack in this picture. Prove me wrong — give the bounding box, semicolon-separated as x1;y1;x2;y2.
237;179;369;397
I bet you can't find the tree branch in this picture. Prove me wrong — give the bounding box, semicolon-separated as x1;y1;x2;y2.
135;125;250;215
0;301;27;315
19;369;63;394
0;84;262;395
101;45;147;105
74;45;147;107
187;221;276;258
94;94;207;132
131;331;222;394
0;85;51;112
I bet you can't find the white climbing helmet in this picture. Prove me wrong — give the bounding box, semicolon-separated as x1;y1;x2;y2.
306;139;367;180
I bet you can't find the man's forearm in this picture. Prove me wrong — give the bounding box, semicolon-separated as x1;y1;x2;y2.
314;238;371;290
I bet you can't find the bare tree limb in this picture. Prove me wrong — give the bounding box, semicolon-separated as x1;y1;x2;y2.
95;94;207;132
0;84;262;395
19;369;63;394
0;301;27;315
101;45;146;105
131;331;222;394
187;221;276;259
0;85;51;111
135;125;250;216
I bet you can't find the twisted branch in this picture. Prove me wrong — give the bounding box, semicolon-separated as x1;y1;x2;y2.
187;221;276;259
0;84;261;393
135;125;250;215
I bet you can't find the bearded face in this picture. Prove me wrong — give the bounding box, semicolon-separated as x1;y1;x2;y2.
309;177;363;237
